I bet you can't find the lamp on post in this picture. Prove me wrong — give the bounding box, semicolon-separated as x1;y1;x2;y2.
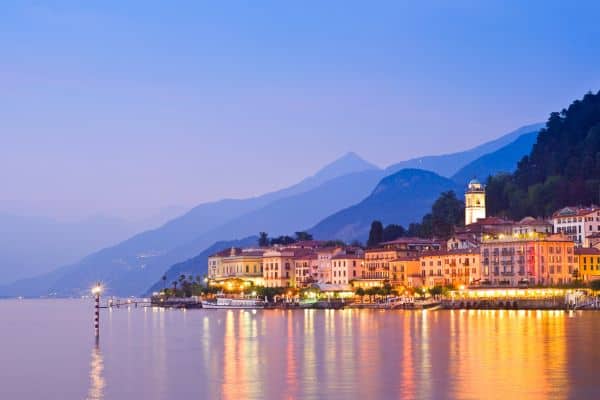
92;283;103;338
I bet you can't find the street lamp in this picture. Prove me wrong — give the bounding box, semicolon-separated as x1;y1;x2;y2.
92;282;103;338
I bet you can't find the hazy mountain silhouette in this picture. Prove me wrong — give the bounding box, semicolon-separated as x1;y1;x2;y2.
385;123;543;177
0;153;380;296
451;130;539;184
309;169;461;242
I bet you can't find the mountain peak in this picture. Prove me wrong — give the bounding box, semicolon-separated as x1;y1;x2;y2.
312;152;379;182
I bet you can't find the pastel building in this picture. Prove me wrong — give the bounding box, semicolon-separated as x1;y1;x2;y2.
419;249;480;288
356;238;440;287
389;257;420;287
480;234;576;286
331;253;363;285
553;206;600;247
262;248;296;287
207;247;265;285
574;247;600;281
293;250;319;288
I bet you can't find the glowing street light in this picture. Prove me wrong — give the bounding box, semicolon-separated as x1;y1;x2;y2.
92;282;102;338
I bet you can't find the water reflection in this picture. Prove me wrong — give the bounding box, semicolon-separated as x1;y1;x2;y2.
6;301;598;400
86;339;105;400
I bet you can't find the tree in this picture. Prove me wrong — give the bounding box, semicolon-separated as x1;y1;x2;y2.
367;220;384;247
383;224;406;241
295;231;314;241
590;280;600;291
258;232;269;247
430;191;464;239
270;235;296;245
428;285;444;297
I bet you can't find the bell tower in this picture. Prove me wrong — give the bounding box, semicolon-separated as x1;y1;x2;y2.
465;179;486;225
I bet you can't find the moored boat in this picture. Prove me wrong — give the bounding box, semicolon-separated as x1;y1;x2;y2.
201;297;265;309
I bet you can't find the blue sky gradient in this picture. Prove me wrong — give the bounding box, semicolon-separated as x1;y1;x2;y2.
1;1;599;219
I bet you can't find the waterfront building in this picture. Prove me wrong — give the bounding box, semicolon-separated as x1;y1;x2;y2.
465;179;486;225
479;234;576;286
207;247;266;286
331;253;363;285
419;249;480;287
293;249;318;288
574;247;600;281
262;248;296;287
358;238;440;287
389;257;420;286
315;246;345;283
552;206;600;247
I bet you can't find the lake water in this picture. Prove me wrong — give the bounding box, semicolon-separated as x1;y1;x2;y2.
1;299;599;400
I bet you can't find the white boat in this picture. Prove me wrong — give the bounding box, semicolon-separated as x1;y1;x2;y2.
201;297;265;309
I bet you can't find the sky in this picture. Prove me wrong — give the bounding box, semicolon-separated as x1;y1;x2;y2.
1;0;599;221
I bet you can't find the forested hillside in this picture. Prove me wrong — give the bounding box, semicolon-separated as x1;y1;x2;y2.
487;91;600;219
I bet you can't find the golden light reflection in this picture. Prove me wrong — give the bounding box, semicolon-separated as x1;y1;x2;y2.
86;341;105;400
449;310;568;400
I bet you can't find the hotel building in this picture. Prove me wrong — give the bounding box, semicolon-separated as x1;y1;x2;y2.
419;249;480;288
553;206;600;247
480;234;576;286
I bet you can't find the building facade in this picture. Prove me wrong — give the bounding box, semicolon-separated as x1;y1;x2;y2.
575;247;600;281
553;206;600;247
465;179;486;225
420;249;480;288
331;254;363;285
480;234;576;286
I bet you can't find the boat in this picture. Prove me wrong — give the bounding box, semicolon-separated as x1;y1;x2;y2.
201;297;266;309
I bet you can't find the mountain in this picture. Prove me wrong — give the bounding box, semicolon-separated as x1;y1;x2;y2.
0;153;380;297
451;130;539;184
385;123;544;177
0;214;142;285
309;169;462;242
487;91;600;219
145;236;258;295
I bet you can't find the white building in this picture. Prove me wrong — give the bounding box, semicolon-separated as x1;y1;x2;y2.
552;206;600;247
465;179;486;226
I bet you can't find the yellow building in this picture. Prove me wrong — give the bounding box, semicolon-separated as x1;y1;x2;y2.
207;247;265;286
389;257;420;287
419;249;480;288
575;247;600;281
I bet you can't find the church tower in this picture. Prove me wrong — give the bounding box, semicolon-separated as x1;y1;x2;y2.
465;179;486;225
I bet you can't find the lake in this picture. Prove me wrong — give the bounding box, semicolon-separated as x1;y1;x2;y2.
1;299;599;399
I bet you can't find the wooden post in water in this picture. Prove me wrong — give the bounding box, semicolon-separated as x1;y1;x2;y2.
92;283;102;338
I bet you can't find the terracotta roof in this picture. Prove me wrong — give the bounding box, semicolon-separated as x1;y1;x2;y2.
575;247;600;255
380;237;441;246
420;248;480;257
331;253;363;260
516;217;552;226
552;206;600;218
466;217;514;227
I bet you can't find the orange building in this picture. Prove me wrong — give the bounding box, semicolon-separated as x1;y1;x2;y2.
419;249;480;288
480;234;576;286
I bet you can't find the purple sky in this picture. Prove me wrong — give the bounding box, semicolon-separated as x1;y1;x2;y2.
1;1;599;220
